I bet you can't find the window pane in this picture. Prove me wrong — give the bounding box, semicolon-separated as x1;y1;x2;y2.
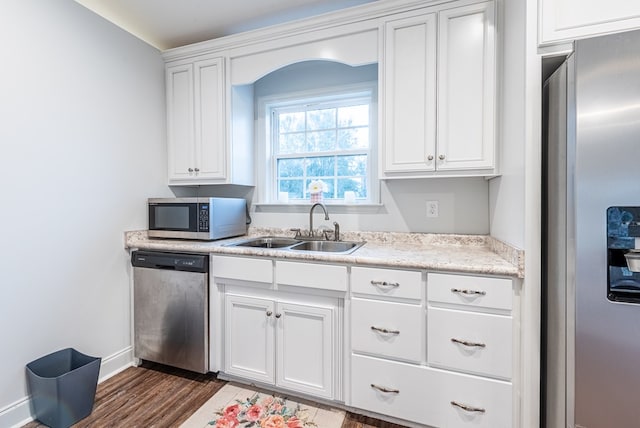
338;128;369;150
307;108;335;130
337;177;366;198
278;133;305;154
307;156;334;177
279;112;305;133
279;179;303;199
338;104;369;127
277;158;304;178
337;155;367;176
269;91;373;203
307;130;336;152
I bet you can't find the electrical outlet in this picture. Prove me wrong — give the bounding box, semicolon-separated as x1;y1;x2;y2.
426;200;439;218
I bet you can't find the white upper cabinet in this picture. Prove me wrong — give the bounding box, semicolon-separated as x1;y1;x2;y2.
383;13;437;173
382;1;497;178
166;56;230;185
166;63;194;182
539;0;640;46
164;0;499;184
437;2;495;172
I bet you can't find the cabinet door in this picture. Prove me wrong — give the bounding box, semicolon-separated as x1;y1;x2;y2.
539;0;640;45
194;57;226;180
383;13;437;174
166;63;196;181
437;2;495;171
276;301;334;399
224;294;275;384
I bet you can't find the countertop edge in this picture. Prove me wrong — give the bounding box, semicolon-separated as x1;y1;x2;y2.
124;229;524;279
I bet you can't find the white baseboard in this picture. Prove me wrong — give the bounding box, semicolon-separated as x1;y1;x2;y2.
99;346;135;382
2;346;134;428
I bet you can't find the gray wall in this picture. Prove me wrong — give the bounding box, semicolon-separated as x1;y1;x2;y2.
0;0;169;424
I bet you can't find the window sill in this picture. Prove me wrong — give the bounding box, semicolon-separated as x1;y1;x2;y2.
253;202;384;214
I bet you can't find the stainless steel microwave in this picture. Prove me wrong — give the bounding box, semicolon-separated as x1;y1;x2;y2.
148;197;246;240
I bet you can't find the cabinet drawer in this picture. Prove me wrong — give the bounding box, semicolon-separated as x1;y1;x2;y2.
351;354;436;427
276;261;347;292
434;369;512;428
351;266;422;300
428;273;512;311
351;355;512;428
428;307;512;379
351;298;423;362
212;256;272;283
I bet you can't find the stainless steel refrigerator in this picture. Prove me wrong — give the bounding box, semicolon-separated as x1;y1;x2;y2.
543;30;640;428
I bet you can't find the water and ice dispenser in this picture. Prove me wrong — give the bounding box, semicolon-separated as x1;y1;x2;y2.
607;207;640;302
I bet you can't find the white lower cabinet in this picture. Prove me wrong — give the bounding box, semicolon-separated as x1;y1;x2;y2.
224;294;274;384
215;256;518;427
276;300;335;398
224;293;337;399
349;269;517;427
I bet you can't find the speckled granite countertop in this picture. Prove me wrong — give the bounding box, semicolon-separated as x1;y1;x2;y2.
124;227;524;278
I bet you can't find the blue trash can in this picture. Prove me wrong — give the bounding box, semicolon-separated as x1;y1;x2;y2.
26;348;101;428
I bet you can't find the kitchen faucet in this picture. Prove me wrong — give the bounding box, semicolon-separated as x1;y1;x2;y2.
309;203;329;238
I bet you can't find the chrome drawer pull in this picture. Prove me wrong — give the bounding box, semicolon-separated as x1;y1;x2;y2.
450;288;486;296
451;401;485;413
371;280;400;288
451;338;486;348
371;384;400;394
266;310;273;317
371;326;400;335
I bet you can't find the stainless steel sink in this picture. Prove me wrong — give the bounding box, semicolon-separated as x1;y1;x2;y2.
227;236;364;254
289;240;363;253
230;236;301;248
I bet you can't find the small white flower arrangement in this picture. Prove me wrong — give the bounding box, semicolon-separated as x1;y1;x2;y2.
307;180;328;195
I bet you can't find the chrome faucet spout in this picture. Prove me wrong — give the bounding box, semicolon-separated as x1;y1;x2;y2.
309;203;329;237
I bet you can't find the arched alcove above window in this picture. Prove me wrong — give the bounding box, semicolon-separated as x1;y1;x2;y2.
229;28;378;85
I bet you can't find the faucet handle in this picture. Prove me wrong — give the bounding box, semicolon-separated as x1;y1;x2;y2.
289;228;302;238
333;221;340;241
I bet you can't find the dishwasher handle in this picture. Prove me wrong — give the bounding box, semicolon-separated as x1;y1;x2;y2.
131;250;209;273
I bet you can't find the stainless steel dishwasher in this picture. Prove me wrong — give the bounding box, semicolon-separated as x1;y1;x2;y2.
131;250;209;373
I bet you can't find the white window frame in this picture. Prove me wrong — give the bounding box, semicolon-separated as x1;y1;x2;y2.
256;82;378;205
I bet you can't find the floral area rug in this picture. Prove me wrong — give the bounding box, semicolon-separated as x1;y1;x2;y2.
180;383;346;428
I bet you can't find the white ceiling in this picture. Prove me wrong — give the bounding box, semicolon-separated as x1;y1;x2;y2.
74;0;378;51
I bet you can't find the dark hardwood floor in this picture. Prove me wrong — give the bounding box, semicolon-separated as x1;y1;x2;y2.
22;362;407;428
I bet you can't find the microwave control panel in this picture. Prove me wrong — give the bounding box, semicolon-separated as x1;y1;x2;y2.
198;203;210;232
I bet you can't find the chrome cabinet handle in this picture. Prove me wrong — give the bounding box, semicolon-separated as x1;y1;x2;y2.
266;310;273;317
371;280;400;288
194;167;200;172
275;313;282;319
427;155;434;161
451;338;486;348
451;401;485;413
188;168;194;172
450;288;486;296
439;154;446;160
371;384;399;394
371;326;400;335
